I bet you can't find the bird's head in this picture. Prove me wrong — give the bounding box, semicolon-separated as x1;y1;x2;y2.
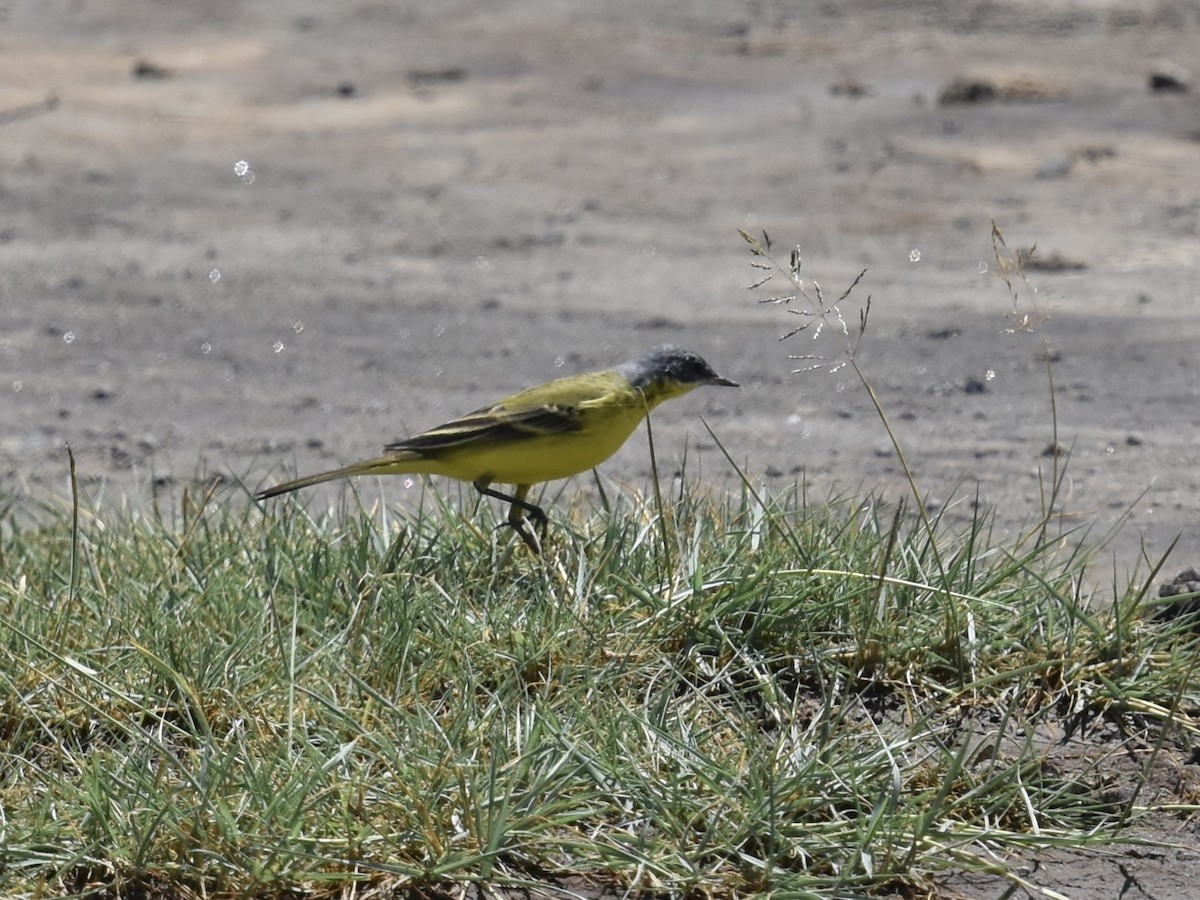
619;345;738;406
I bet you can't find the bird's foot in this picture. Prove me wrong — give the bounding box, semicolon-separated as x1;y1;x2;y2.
499;517;543;555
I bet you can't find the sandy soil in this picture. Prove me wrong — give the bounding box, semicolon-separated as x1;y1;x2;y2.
2;1;1200;895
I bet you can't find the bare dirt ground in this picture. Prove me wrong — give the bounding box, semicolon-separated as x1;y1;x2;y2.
3;1;1200;896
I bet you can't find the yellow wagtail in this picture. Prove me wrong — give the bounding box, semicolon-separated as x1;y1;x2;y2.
256;344;737;551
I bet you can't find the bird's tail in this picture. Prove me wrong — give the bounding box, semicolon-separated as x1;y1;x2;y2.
255;452;421;501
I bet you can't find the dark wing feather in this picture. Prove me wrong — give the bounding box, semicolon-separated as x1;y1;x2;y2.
384;403;582;454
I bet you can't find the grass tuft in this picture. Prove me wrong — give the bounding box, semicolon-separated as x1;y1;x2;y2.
2;473;1196;899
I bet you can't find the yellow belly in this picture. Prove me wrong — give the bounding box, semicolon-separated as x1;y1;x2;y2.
415;403;648;485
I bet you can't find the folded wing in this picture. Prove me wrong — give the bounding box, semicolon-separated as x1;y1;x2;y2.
386;402;583;454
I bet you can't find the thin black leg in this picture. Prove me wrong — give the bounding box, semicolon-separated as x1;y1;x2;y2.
473;480;547;553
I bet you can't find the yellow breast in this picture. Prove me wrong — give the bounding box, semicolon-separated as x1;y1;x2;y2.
419;399;649;485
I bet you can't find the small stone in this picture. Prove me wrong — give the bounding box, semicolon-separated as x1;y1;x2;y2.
1148;62;1190;93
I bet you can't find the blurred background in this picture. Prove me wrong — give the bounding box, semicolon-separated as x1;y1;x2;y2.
2;0;1198;569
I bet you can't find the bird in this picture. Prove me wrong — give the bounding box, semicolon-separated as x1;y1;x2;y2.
256;344;737;552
